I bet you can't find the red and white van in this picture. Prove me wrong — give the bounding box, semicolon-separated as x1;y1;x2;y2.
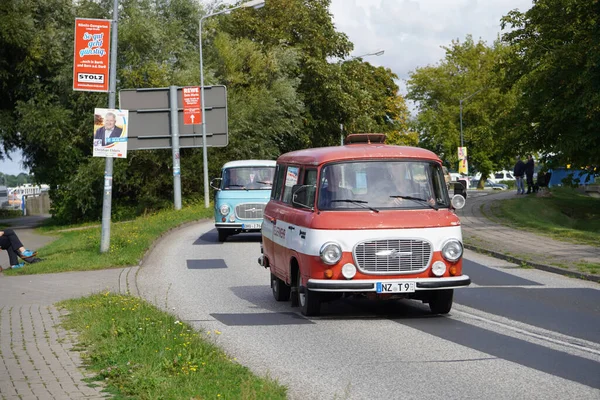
259;134;470;316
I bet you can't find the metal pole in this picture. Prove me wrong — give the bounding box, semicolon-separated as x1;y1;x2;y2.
170;86;182;210
340;123;344;145
100;0;119;253
199;16;209;208
459;100;463;148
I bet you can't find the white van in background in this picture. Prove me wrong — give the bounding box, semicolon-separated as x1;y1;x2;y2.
489;170;515;183
472;170;515;184
449;173;470;189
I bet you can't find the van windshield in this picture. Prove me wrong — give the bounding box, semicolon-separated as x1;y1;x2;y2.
318;160;450;210
221;166;275;190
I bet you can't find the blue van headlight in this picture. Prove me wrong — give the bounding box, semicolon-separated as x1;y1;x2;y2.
219;204;230;216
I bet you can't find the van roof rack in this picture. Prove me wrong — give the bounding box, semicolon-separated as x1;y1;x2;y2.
344;133;386;145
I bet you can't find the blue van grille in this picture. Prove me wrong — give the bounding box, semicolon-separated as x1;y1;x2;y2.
354;239;432;274
235;203;266;220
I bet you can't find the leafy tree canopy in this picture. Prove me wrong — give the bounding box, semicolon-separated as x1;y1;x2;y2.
500;0;600;169
407;36;518;182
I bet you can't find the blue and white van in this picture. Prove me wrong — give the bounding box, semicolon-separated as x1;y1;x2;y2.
210;160;276;242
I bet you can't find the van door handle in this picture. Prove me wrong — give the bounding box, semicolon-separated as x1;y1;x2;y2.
288;226;295;231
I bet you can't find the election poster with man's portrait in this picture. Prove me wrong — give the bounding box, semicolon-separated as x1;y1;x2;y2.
93;108;129;158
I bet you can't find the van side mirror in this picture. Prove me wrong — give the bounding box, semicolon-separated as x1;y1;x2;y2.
292;184;315;210
210;178;222;191
450;181;467;199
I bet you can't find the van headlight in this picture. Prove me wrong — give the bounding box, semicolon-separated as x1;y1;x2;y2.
219;204;230;216
320;242;342;265
442;239;463;262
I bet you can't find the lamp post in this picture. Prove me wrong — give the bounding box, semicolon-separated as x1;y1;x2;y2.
458;87;486;177
199;0;265;208
339;50;385;145
459;87;486;148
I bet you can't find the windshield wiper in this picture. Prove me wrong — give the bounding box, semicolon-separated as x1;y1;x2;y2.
389;195;438;210
257;181;272;185
331;199;379;213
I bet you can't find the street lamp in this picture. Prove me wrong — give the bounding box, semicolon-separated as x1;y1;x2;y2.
199;0;265;208
339;50;385;145
459;87;486;148
458;87;487;177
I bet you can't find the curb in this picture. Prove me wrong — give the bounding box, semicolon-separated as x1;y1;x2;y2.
137;219;210;268
464;243;600;283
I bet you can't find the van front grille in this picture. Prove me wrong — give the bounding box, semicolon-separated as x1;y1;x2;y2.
354;239;432;274
235;203;266;220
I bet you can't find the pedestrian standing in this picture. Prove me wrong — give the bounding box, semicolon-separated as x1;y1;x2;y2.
525;155;535;194
513;156;526;195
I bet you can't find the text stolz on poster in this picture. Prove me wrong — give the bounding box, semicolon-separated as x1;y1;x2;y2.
73;18;110;92
93;108;129;158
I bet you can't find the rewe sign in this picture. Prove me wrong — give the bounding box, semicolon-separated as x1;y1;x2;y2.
183;86;201;125
73;18;111;92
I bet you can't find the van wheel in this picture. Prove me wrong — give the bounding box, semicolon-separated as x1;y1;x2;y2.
297;269;321;316
271;273;290;301
428;289;454;314
217;229;228;242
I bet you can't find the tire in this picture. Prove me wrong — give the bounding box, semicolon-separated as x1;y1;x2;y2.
428;289;454;314
271;273;291;302
217;229;228;242
297;269;321;316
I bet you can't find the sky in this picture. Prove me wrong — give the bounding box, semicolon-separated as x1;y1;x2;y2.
0;0;534;177
330;0;533;98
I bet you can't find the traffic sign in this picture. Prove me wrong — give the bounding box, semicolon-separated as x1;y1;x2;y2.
182;86;201;125
73;18;111;92
119;86;228;150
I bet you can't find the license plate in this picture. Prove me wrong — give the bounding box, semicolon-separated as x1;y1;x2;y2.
242;223;261;230
376;282;415;293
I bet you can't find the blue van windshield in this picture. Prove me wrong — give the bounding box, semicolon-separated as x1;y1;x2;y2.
221;167;275;190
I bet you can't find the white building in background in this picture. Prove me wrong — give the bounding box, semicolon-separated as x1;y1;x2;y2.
0;184;8;208
4;184;49;209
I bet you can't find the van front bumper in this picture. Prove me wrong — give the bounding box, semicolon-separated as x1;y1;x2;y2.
306;275;470;292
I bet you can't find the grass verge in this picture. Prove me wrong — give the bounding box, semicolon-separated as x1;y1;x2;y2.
59;292;287;399
4;204;214;275
490;187;600;248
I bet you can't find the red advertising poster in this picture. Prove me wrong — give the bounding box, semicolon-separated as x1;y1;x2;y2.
73;18;111;92
183;86;202;125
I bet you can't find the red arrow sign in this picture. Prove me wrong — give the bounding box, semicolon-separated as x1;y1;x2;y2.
183;86;201;125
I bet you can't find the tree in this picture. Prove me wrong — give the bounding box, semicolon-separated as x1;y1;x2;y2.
0;0;74;160
406;36;518;184
221;0;408;147
500;0;600;169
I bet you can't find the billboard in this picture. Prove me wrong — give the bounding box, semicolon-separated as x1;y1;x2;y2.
93;108;129;158
73;18;111;92
458;147;468;175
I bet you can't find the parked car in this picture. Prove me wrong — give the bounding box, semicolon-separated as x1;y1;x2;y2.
210;160;276;242
471;179;508;190
489;170;516;183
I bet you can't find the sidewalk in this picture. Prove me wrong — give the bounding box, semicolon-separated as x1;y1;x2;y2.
458;189;600;283
1;215;141;399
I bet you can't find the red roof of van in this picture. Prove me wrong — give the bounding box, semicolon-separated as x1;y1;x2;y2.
277;144;441;166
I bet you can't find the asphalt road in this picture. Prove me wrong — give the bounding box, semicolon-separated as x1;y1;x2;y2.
137;221;600;400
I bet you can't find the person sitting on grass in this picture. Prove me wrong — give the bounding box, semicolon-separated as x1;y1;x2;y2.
0;229;42;271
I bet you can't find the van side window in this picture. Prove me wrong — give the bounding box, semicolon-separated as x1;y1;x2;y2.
303;169;317;206
282;166;300;204
272;164;286;201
